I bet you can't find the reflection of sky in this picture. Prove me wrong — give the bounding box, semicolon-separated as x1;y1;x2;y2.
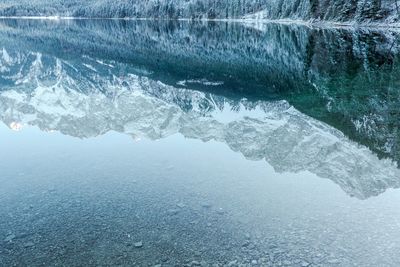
1;121;400;205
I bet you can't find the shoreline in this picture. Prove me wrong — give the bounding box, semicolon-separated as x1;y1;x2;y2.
0;16;399;30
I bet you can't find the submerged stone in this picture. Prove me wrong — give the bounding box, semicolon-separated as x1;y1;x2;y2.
23;241;35;248
134;241;143;248
176;203;186;208
4;234;16;242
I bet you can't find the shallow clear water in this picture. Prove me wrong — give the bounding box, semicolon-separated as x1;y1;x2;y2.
1;19;400;266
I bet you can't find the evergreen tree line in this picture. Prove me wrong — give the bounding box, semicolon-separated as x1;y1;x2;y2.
0;0;396;22
0;0;266;19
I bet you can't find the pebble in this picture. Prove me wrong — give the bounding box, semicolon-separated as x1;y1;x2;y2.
242;240;250;247
301;261;310;267
201;203;212;209
190;260;201;266
227;260;237;266
4;234;16;242
167;209;179;215
176;203;186;208
251;260;258;265
216;208;225;215
134;241;143;248
23;241;35;248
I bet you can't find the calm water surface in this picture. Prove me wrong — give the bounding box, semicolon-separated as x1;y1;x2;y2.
1;19;400;266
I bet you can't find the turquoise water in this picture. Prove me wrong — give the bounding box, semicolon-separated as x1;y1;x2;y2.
1;19;400;266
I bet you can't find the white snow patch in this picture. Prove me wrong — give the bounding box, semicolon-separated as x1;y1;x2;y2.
177;79;224;87
82;63;97;72
96;60;114;68
2;48;12;64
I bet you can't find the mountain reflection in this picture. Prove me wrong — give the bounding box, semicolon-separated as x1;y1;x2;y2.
0;19;399;199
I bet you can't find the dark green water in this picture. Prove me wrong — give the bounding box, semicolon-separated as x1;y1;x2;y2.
0;19;400;266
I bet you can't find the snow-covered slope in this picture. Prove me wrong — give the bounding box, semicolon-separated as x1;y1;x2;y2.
0;47;399;200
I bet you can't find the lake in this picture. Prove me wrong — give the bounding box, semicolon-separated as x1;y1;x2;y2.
1;19;400;266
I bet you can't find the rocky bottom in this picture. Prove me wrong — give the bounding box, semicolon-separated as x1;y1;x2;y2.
0;182;346;267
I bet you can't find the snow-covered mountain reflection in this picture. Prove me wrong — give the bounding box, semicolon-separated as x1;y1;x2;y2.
0;48;398;200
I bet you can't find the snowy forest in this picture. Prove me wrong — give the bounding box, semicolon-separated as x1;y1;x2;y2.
0;0;398;23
